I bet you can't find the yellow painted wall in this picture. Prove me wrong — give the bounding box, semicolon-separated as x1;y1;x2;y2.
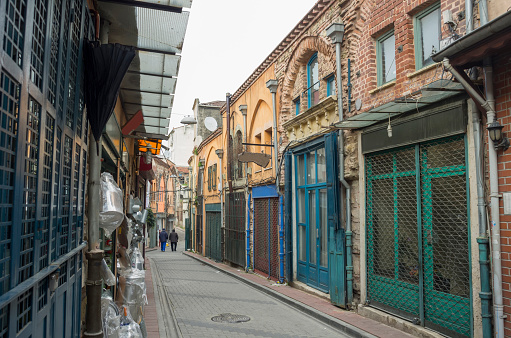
221;66;279;188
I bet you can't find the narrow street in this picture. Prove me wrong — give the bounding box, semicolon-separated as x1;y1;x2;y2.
147;230;351;338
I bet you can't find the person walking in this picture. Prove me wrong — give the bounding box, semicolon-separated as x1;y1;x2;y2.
169;229;179;252
159;228;169;252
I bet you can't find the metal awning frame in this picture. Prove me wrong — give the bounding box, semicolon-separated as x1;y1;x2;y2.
334;80;466;130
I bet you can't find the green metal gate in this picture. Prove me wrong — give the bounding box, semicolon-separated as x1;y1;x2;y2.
366;135;471;337
205;203;222;262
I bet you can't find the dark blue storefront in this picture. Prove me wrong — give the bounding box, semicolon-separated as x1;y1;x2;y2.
0;0;92;336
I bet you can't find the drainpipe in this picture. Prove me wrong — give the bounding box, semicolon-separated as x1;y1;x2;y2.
279;195;285;284
239;105;250;272
443;55;503;337
464;4;492;335
327;22;353;305
226;93;232;193
247;194;251;272
479;0;488;26
484;57;505;338
266;80;279;188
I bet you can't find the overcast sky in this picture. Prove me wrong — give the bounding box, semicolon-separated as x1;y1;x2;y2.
168;0;317;130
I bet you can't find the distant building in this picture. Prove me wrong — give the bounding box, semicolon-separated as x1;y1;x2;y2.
192;99;224;146
169;125;194;166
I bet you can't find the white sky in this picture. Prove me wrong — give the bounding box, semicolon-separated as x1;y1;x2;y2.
168;0;318;130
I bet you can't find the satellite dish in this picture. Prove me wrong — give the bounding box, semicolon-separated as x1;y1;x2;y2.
204;117;218;131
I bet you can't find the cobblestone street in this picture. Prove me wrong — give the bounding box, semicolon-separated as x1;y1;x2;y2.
147;236;349;338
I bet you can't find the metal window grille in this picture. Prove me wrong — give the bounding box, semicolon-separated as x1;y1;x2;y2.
72;144;80;247
30;0;47;89
70;253;75;277
66;0;83;130
366;135;470;337
19;97;41;283
0;305;8;337
39;113;54;271
3;0;26;67
16;289;32;333
225;192;246;267
57;0;70;119
58;261;67;286
37;277;48;311
80;148;86;242
52;127;61;261
60;136;72;256
48;0;62;106
254;198;280;280
0;72;19;296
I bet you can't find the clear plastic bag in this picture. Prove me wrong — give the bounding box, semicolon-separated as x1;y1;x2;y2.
101;291;120;338
129;247;144;270
100;172;124;233
100;259;116;286
119;306;143;338
118;268;147;324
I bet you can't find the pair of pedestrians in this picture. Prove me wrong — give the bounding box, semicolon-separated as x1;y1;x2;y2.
159;228;179;252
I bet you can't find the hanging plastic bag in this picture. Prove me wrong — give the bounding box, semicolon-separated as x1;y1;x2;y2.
129;247;144;270
119;306;143;338
118;268;147;324
99;172;124;233
99;259;116;286
101;291;120;338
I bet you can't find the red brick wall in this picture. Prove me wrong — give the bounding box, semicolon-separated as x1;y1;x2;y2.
494;49;511;337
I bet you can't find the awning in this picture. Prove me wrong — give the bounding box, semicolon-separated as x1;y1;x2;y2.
432;10;511;68
97;0;191;140
138;139;162;155
334;80;466;130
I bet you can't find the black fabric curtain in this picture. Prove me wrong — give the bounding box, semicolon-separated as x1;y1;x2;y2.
83;40;135;148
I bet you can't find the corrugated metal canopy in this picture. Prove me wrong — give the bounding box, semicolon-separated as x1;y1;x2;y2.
97;0;191;140
334;80;465;130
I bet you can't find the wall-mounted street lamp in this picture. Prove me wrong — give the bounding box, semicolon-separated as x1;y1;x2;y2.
180;115;197;124
488;119;510;150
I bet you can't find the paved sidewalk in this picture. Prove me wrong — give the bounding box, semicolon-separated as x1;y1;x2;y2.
183;251;413;338
144;255;160;338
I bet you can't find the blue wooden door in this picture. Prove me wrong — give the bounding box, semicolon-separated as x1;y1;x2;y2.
296;141;330;292
325;133;346;307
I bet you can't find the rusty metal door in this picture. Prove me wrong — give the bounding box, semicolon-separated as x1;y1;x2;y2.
225;192;245;267
254;198;280;279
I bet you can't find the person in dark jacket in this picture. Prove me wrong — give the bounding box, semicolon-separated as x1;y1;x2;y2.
159;229;169;252
169;229;179;251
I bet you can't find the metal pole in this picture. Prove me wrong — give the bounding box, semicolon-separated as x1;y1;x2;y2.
332;28;353;305
279;195;285;284
246;194;251;272
84;136;104;338
271;91;279;188
484;57;504;338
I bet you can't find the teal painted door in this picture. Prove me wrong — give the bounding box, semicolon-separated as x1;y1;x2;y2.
206;211;222;262
296;143;333;293
366;136;470;337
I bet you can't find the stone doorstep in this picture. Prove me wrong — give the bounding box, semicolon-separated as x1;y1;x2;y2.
356;305;444;338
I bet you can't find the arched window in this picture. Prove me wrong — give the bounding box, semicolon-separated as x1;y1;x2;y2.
307;53;319;108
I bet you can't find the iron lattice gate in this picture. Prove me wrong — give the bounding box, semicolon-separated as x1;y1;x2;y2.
254;198;280;279
196;197;203;254
225;192;246;267
366;135;470;337
206;211;222;262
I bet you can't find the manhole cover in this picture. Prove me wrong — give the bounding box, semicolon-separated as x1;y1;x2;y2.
211;313;250;323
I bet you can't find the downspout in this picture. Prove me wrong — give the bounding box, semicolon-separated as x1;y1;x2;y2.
442;56;502;337
330;22;353;305
484;57;505;338
226;93;233;193
246;194;251;271
279;195;285;283
464;2;492;334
